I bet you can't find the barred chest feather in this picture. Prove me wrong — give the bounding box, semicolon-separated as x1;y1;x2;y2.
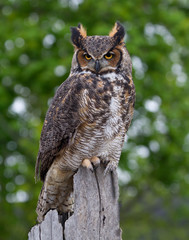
104;93;122;138
84;71;133;139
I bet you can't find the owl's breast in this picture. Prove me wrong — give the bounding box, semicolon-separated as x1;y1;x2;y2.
56;73;135;170
103;94;123;138
78;73;134;139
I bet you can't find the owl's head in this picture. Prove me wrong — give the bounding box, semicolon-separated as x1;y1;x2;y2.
70;22;132;76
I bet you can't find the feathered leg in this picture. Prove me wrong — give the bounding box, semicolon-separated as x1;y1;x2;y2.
36;163;74;223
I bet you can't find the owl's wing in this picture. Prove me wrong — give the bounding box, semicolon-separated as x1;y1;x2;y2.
35;74;88;181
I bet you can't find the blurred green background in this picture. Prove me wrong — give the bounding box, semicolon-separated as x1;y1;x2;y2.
0;0;189;239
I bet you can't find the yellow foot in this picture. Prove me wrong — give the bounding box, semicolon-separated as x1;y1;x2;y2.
82;159;93;171
91;156;100;166
82;156;101;171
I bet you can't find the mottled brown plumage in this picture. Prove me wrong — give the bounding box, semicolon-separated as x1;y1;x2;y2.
36;22;135;222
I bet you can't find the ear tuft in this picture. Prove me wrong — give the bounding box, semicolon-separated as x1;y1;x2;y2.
71;24;87;48
78;23;87;38
109;21;125;44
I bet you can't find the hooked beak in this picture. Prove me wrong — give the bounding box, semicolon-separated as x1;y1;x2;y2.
95;60;101;73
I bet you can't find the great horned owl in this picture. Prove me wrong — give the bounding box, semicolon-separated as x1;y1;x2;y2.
35;22;135;222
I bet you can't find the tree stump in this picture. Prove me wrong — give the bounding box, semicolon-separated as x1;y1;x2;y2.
28;163;122;240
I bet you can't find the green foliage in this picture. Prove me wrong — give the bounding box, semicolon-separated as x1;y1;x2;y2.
0;0;189;239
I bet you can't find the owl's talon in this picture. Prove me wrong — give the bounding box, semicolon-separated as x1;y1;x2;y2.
104;161;117;176
91;156;100;166
82;159;93;171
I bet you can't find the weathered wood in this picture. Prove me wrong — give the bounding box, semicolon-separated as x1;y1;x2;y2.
65;163;122;240
28;210;63;240
28;163;122;240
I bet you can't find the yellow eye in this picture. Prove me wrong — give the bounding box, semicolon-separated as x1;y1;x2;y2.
84;53;92;60
104;52;113;60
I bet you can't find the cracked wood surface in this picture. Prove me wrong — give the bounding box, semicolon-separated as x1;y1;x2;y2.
28;163;122;240
28;210;63;240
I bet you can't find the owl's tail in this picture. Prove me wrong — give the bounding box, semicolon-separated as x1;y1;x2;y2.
36;165;74;223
